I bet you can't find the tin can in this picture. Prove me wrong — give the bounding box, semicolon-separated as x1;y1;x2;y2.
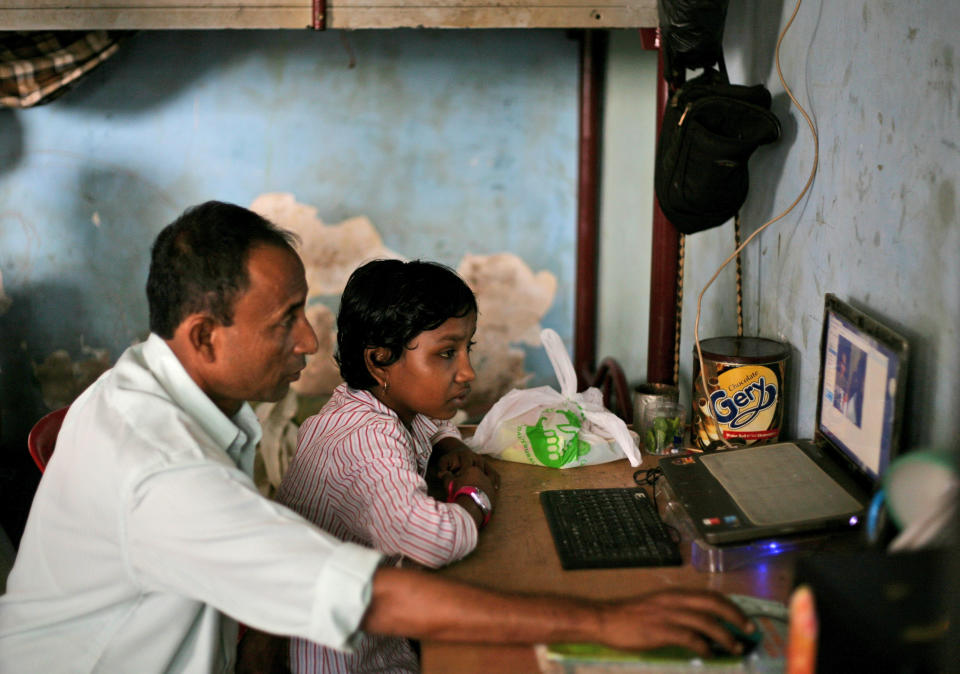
691;337;789;451
631;382;679;437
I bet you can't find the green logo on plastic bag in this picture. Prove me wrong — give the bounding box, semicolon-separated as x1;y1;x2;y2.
521;406;589;467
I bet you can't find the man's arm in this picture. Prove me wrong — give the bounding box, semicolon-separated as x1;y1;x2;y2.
126;464;382;650
361;567;753;658
236;558;753;673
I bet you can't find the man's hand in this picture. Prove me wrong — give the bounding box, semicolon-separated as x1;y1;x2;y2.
362;568;755;659
597;589;755;657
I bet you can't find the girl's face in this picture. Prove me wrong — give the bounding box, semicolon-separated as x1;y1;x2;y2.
379;311;477;427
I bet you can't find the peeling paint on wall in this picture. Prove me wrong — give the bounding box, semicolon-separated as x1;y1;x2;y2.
250;193;401;297
295;303;341;398
253;389;299;498
0;30;580;545
249;192;557;415
249;192;401;400
250;192;396;401
32;344;111;410
457;252;557;417
247;193;558;493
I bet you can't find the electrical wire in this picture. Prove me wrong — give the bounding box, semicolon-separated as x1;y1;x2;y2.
693;0;819;448
632;467;682;543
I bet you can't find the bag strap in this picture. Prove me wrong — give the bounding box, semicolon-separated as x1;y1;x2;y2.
734;213;744;336
671;213;744;389
541;328;578;398
672;233;685;387
715;51;729;84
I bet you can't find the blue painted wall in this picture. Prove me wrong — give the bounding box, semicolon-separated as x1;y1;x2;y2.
3;3;957;545
671;1;959;452
0;29;580;538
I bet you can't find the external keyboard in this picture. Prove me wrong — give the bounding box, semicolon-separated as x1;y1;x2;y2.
540;488;682;570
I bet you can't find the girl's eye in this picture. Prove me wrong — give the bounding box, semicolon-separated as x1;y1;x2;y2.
467;340;477;353
440;349;456;359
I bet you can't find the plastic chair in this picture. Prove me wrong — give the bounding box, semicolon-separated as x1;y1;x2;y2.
27;406;69;473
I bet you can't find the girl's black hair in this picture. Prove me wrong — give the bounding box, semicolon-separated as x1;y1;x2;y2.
336;259;478;390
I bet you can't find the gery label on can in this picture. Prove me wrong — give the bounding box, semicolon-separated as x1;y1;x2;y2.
692;337;789;451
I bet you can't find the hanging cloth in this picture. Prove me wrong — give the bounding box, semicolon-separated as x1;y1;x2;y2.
0;31;129;109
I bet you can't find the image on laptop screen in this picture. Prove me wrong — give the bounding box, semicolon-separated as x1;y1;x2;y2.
818;297;907;481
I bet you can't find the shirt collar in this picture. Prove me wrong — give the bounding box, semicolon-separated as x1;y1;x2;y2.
141;334;262;456
346;384;394;417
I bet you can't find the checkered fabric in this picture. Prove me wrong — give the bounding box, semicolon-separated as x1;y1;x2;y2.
0;31;127;108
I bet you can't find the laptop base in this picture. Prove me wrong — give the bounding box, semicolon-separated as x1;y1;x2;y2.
689;530;862;573
660;477;862;572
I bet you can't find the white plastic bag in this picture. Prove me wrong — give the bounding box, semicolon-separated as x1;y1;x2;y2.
467;329;641;468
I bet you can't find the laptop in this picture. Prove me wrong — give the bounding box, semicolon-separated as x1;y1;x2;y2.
660;294;909;545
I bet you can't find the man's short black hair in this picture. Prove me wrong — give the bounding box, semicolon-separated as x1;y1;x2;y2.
147;201;298;338
336;259;478;390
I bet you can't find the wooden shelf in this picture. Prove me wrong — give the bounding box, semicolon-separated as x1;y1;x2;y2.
0;1;657;30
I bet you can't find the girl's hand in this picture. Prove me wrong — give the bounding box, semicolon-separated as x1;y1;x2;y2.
434;440;501;490
444;465;498;529
448;465;499;508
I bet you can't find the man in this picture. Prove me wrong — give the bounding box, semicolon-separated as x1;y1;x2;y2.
0;201;752;672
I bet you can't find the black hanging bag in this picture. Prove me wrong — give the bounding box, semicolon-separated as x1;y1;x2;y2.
654;67;781;234
654;0;782;234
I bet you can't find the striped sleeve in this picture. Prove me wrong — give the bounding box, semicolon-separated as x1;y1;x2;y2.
278;390;478;571
328;421;477;568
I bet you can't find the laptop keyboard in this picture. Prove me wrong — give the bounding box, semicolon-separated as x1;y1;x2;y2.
540;488;681;569
701;443;863;525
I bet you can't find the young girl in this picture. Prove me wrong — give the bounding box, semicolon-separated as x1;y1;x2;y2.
276;258;500;674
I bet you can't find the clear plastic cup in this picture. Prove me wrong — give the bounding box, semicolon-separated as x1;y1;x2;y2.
640;399;687;455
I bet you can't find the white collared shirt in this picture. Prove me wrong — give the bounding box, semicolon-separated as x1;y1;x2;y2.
0;334;382;673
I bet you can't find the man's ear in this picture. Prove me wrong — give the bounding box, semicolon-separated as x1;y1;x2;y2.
182;314;218;363
364;347;392;387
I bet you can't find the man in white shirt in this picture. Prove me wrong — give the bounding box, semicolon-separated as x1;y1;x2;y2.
0;201;753;672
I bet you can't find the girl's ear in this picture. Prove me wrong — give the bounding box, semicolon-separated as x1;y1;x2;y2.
364;347;393;387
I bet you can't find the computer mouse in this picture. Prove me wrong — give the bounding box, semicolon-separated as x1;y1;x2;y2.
708;618;762;657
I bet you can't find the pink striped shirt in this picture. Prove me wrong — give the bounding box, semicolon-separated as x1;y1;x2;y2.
276;384;478;673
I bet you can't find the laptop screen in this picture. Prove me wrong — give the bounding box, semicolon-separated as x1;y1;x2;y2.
817;295;909;482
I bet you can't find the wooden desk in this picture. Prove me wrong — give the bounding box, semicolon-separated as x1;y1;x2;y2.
419;456;797;673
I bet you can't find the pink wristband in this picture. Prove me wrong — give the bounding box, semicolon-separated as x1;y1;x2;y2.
448;484;492;528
